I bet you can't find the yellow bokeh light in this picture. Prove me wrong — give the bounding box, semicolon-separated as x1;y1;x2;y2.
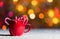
31;0;38;6
48;9;55;18
13;0;18;3
16;5;24;12
2;25;7;31
29;13;36;19
52;18;59;24
47;0;53;3
28;9;34;15
39;13;44;19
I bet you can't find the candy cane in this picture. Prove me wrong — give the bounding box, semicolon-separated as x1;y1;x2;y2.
5;17;11;25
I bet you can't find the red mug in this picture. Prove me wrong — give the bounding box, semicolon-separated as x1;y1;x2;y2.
5;16;32;36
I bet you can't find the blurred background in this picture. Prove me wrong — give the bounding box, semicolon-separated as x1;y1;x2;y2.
0;0;60;31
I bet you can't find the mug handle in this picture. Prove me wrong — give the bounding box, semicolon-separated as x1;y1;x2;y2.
24;24;32;33
5;17;11;25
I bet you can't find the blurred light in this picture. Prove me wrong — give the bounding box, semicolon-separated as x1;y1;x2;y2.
39;13;44;19
8;11;13;17
45;18;53;27
52;18;59;24
13;0;18;4
2;25;7;31
48;9;55;18
28;9;34;15
23;0;28;2
16;5;24;12
23;7;27;12
54;7;59;18
0;1;4;7
13;0;18;2
31;0;38;6
47;0;53;3
29;13;36;19
48;22;53;27
36;0;40;2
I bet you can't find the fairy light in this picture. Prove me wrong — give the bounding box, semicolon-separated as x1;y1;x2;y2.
8;11;13;17
29;13;36;19
52;18;59;24
39;13;44;19
45;18;53;27
13;0;18;3
0;1;4;7
2;25;7;31
54;7;59;18
28;9;34;15
48;9;55;18
16;4;24;12
47;0;53;3
31;0;38;6
22;7;27;12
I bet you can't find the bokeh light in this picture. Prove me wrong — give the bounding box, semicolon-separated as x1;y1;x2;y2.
39;13;44;19
48;22;53;27
13;0;18;4
16;4;24;12
47;0;53;3
48;9;55;18
22;7;27;12
29;13;36;19
2;25;7;31
8;11;13;17
31;0;38;6
45;18;53;27
0;1;4;7
28;9;34;15
54;7;59;18
13;0;18;2
52;17;59;24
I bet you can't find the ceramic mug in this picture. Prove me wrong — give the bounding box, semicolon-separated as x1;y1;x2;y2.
5;16;32;36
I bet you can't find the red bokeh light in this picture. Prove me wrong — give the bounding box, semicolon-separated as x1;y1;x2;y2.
0;1;4;7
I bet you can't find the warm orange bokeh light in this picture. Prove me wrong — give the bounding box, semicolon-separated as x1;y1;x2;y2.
23;7;27;12
45;18;53;27
23;0;28;2
39;13;44;19
13;0;18;4
16;4;24;12
2;25;7;31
